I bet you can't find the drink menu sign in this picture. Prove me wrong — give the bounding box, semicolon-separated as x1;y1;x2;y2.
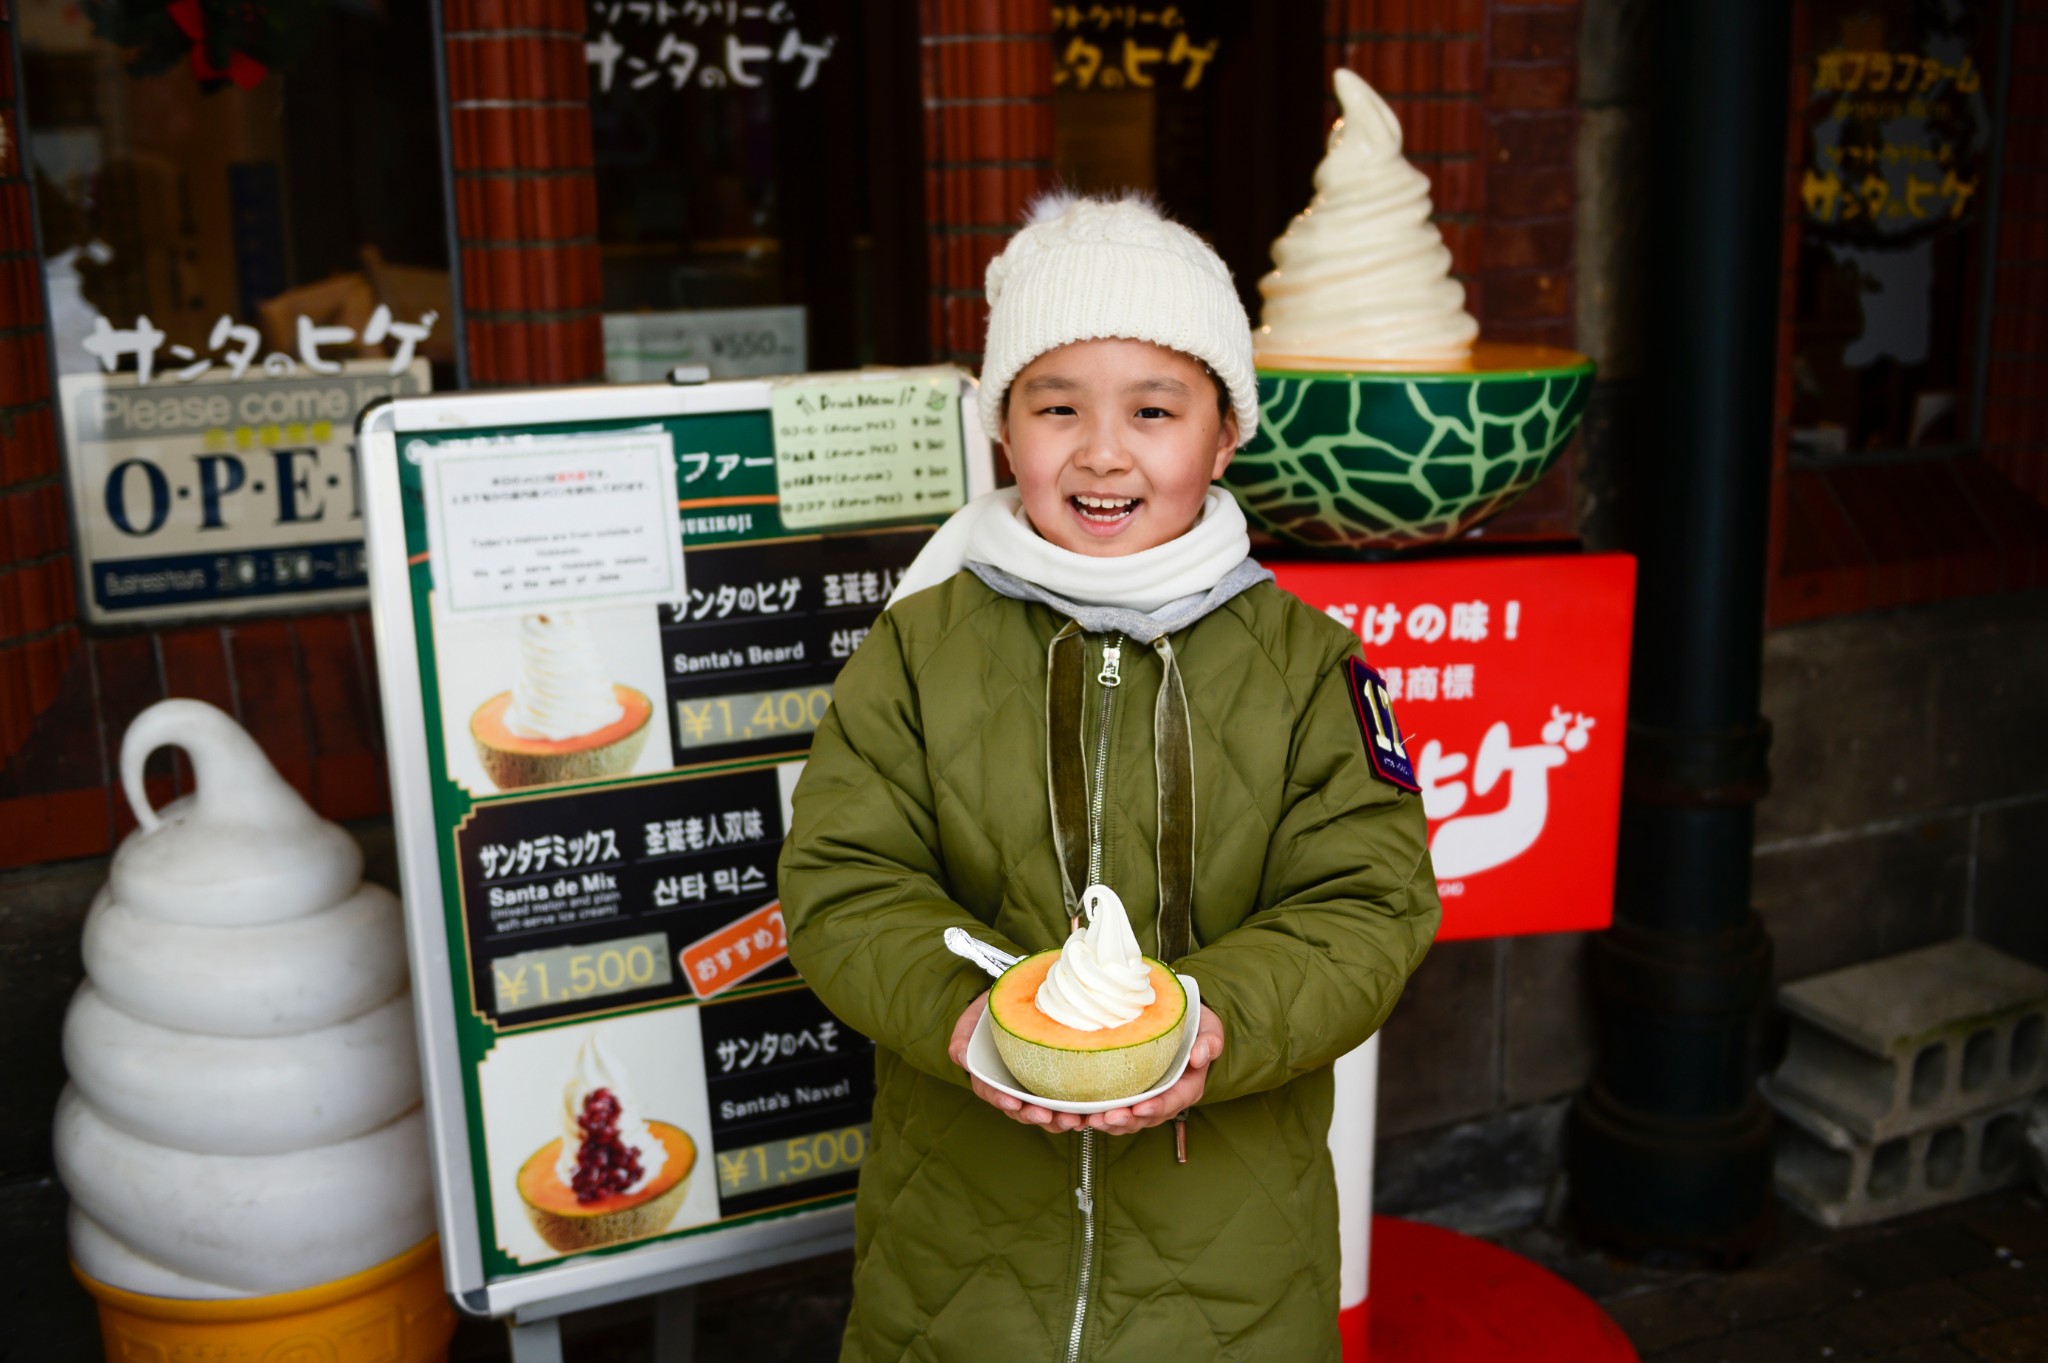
359;368;989;1317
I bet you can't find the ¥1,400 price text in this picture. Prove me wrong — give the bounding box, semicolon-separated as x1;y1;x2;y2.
715;1123;869;1198
490;932;672;1015
676;685;832;749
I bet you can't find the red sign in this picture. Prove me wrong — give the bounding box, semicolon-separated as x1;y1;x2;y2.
1272;553;1635;941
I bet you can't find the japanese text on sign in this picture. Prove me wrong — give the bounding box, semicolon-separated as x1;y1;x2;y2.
680;900;790;999
771;368;965;531
1801;42;1987;229
421;430;687;617
585;1;834;95
1052;5;1218;91
82;308;436;386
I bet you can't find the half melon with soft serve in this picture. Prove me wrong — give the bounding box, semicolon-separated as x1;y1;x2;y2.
470;684;652;790
988;951;1186;1103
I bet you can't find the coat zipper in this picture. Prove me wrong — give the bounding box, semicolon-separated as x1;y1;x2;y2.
1066;633;1120;1363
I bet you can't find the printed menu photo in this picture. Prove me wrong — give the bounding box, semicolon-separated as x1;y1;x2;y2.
477;1012;719;1266
433;600;674;797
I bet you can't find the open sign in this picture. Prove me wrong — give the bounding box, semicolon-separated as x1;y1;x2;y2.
61;362;430;623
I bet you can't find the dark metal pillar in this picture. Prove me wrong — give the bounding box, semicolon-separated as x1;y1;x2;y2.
1566;0;1790;1263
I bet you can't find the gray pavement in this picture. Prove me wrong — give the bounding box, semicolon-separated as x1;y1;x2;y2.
1500;1188;2048;1363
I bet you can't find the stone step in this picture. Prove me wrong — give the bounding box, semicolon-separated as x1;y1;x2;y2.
1769;938;2048;1142
1769;1085;2034;1229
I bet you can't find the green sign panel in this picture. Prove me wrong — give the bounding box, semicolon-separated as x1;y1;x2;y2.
360;371;989;1316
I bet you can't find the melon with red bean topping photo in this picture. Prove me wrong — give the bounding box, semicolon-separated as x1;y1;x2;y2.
515;1085;697;1253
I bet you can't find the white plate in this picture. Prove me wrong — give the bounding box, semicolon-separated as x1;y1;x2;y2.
964;974;1201;1115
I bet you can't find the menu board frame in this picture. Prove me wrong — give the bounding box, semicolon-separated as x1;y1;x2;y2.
358;371;993;1319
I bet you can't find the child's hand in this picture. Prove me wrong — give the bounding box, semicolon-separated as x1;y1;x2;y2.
1084;1005;1223;1136
949;991;1089;1133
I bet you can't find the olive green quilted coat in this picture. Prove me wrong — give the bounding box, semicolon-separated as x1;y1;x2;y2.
779;572;1440;1363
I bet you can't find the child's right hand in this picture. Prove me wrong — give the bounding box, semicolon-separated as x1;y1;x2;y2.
948;992;1089;1133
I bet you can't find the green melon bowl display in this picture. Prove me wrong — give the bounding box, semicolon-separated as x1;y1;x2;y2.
1224;343;1595;552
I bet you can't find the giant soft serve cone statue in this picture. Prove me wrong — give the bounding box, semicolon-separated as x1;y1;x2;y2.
56;699;454;1361
1224;68;1594;550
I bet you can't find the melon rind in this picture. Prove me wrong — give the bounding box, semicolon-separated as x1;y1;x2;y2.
471;685;653;790
988;953;1186;1103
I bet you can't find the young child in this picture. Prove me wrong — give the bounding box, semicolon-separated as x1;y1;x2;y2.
779;193;1440;1363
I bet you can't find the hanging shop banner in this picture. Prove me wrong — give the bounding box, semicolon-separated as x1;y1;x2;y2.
604;306;807;383
359;366;993;1319
1272;553;1635;941
61;359;431;624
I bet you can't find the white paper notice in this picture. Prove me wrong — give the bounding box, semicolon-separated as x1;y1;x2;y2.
771;368;966;531
421;430;686;618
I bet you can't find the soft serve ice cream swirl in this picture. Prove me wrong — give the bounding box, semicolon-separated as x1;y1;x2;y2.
1035;885;1156;1031
554;1032;666;1196
1256;67;1480;362
503;612;624;741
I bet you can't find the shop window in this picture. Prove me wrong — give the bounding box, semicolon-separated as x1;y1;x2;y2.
1787;0;2001;461
1770;0;2048;626
586;1;923;380
26;2;452;384
21;0;452;625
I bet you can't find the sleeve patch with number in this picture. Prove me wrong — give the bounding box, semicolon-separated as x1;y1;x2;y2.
1344;658;1420;793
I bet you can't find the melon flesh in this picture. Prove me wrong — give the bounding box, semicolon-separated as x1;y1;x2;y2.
516;1121;696;1252
471;684;652;790
988;952;1185;1103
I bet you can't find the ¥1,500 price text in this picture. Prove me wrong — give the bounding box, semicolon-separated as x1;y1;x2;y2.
715;1123;870;1197
489;932;673;1015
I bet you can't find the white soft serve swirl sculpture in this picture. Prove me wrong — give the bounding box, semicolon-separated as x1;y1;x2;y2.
1256;67;1480;364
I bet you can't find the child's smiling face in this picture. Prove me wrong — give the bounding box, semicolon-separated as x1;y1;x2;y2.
1002;338;1238;558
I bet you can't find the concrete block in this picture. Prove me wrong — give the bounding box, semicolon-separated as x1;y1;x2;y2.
1768;938;2048;1141
1772;1086;2035;1229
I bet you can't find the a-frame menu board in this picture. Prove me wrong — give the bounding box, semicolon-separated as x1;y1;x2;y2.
357;368;992;1320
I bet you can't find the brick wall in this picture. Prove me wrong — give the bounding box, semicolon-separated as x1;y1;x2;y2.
445;0;605;385
1324;0;1579;350
922;0;1056;365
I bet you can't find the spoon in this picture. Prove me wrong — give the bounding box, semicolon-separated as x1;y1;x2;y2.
943;927;1020;981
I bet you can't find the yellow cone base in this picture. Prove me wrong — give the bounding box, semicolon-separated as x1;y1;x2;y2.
73;1235;456;1363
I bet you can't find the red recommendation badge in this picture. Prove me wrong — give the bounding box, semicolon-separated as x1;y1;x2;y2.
679;900;789;1000
1274;554;1636;940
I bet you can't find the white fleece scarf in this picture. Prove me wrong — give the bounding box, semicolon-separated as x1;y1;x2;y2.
886;486;1252;614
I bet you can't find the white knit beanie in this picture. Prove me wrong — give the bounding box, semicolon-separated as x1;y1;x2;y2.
978;191;1259;447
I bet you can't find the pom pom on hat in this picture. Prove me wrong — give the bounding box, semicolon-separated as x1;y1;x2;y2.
978;190;1259;447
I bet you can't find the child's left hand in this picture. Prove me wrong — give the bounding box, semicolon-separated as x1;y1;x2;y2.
1084;1005;1224;1136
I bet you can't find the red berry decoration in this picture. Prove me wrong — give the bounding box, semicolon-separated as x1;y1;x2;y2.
570;1087;642;1204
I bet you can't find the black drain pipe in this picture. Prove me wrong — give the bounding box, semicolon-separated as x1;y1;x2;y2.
1566;0;1790;1262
